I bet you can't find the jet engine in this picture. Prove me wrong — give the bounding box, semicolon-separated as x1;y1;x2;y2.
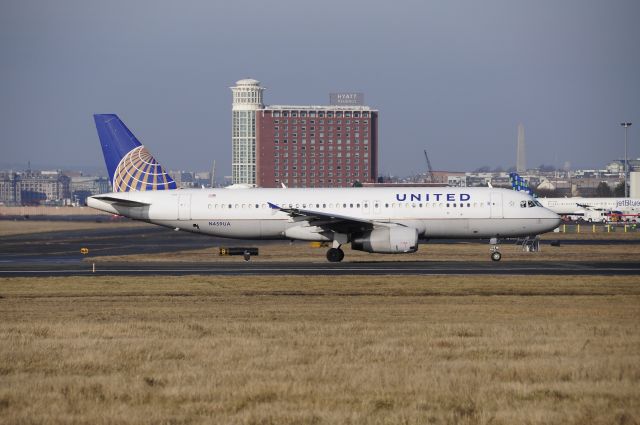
351;226;418;253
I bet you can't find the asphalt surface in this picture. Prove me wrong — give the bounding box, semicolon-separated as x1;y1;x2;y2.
2;260;640;277
1;222;639;277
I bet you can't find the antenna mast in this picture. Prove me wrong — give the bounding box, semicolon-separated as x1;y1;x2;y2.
423;149;435;183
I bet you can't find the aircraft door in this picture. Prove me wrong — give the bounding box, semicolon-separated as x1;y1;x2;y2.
490;192;503;218
178;194;191;220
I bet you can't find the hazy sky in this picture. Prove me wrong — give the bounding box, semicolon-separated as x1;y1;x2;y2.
1;0;639;177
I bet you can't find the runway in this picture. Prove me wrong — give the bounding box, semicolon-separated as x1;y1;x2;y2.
2;222;640;277
2;259;640;277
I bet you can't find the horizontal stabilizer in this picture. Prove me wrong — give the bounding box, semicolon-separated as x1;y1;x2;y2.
91;195;150;207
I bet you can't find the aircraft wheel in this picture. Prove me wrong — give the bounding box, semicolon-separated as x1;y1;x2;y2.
491;251;502;262
326;248;344;262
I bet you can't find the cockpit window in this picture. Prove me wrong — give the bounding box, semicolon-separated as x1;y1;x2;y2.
520;201;527;208
527;200;536;208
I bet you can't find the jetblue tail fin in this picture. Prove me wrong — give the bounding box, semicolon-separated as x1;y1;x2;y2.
509;172;535;196
93;114;176;192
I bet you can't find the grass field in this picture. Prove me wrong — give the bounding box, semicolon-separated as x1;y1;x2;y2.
0;219;146;237
1;275;639;424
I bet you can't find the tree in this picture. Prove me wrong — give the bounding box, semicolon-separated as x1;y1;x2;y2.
614;182;626;197
538;164;556;172
594;182;613;197
536;188;561;198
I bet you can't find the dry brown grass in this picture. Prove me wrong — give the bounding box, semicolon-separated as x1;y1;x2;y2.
1;275;639;424
0;219;149;237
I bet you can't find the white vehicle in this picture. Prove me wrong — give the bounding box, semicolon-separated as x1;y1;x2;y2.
87;115;561;262
580;209;610;223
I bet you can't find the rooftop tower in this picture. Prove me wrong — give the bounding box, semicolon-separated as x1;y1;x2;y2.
230;79;265;185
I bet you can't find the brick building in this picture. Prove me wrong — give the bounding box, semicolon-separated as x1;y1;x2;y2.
231;79;378;188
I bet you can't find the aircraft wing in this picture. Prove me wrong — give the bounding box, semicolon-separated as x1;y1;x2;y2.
576;203;596;210
268;202;388;233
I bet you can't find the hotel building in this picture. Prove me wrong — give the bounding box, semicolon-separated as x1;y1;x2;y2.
231;79;378;188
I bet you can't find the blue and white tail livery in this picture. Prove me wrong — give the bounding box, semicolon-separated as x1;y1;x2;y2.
509;172;535;196
93;114;176;192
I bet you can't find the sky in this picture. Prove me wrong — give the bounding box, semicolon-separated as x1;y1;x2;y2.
1;0;639;178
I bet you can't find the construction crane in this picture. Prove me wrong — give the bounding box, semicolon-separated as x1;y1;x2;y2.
423;149;435;183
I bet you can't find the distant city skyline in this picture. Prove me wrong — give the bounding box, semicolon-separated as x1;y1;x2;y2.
1;1;639;178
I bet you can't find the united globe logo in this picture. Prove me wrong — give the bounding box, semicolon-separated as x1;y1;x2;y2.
112;146;177;192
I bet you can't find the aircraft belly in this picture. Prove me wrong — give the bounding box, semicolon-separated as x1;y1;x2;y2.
150;219;286;240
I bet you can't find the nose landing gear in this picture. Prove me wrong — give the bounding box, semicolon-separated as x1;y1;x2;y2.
489;237;502;261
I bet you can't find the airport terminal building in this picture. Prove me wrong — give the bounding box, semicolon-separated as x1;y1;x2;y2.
231;79;378;188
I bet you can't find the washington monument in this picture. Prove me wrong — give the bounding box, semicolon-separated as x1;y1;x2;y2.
516;123;526;173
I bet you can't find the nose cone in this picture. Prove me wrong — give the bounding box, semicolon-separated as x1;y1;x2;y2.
543;208;562;232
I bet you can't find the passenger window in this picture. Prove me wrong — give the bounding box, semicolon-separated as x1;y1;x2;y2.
446;203;450;208
228;204;232;209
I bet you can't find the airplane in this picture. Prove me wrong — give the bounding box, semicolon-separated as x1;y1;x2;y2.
509;172;640;220
87;114;561;262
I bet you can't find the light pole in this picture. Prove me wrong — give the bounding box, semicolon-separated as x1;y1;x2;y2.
621;122;632;197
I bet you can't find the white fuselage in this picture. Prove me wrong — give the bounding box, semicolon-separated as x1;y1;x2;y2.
88;187;560;240
538;197;640;216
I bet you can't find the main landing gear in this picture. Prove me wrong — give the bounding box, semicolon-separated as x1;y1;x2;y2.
489;237;502;262
326;247;345;262
326;234;348;263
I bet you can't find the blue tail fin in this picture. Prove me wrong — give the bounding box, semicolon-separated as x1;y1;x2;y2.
509;172;535;196
93;114;176;192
